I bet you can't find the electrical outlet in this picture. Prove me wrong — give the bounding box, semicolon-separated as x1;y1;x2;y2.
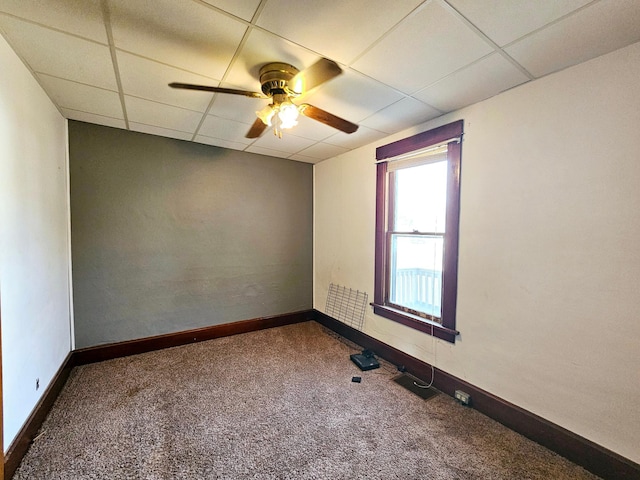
36;378;40;391
455;389;471;406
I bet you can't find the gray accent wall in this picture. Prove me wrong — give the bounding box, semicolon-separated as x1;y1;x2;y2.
69;121;312;348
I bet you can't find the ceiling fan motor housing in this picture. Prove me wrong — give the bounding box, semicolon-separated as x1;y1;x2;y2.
259;62;300;97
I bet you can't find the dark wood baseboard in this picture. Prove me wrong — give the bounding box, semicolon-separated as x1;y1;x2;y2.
314;309;640;480
73;309;315;366
4;353;74;480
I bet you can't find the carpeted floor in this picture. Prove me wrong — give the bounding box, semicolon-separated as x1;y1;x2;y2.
13;321;600;479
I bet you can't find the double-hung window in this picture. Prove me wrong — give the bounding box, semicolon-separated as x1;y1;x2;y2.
373;120;463;343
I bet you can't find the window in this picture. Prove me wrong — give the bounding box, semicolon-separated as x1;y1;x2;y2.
373;120;463;343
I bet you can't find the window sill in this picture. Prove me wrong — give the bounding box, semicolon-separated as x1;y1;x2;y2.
371;303;458;343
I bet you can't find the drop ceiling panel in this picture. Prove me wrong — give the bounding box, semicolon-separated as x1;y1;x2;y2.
201;0;262;22
413;53;530;112
124;96;203;133
62;109;126;129
296;142;350;161
256;0;424;64
108;0;247;79
0;16;117;90
352;1;493;94
0;0;108;43
323;125;389;150
245;145;295;159
129;122;193;141
301;70;404;124
251;131;316;154
288;153;320;164
505;0;640;78
38;74;123;119
284;115;338;141
208;88;266;123
194;135;251;151
446;0;593;47
118;52;214;113
360;97;442;134
224;28;320;91
304;70;403;122
198;115;254;145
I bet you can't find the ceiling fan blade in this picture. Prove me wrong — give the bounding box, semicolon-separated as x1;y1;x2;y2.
246;117;268;138
298;104;358;134
169;82;265;99
289;58;343;95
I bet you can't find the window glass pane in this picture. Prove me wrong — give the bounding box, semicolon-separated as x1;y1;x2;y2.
394;160;447;233
389;234;443;318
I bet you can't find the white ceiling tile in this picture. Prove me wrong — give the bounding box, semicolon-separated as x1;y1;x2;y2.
352;1;493;93
194;135;251;151
62;109;127;129
39;74;123;119
251;131;316;154
0;16;117;89
200;0;262;22
117;52;215;113
108;0;247;79
505;0;640;78
125;96;204;133
323;125;390;150
129;122;193;141
198;115;254;145
288;153;321;164
300;69;404;123
256;0;424;64
413;53;530;112
245;145;293;159
360;97;442;134
0;0;108;43
296;142;349;160
224;28;320;91
207;87;267;123
447;0;592;47
284;114;338;141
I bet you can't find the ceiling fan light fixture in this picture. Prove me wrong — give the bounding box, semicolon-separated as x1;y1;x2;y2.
277;101;299;129
256;104;275;126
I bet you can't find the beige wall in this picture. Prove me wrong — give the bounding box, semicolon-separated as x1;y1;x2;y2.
314;41;640;462
0;35;72;450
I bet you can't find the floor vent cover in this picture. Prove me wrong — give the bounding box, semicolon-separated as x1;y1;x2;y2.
393;374;440;401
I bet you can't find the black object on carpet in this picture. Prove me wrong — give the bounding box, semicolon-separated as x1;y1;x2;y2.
393;374;440;401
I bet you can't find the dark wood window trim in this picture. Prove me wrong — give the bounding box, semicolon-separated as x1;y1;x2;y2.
373;120;463;343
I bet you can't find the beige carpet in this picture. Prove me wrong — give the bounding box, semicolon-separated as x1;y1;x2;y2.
14;321;600;479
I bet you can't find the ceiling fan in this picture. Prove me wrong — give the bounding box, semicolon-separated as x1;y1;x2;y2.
169;58;358;139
